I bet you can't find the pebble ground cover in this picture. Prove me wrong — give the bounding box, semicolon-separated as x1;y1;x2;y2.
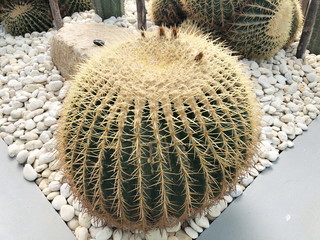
0;1;320;240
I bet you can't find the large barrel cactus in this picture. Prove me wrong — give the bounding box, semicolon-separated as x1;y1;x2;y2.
57;26;260;231
0;0;53;36
151;0;303;59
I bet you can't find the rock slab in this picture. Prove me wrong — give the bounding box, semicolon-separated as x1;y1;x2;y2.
50;23;136;79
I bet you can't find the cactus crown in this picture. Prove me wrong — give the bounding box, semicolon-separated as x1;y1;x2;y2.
57;26;260;231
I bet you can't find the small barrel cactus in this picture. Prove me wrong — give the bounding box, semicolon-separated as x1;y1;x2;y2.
57;26;260;231
0;0;53;36
151;0;187;26
58;0;93;18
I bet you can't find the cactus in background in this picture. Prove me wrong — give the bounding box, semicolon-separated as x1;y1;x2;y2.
57;26;260;231
287;0;304;45
58;0;93;18
0;0;53;36
151;0;187;26
92;0;124;20
151;0;303;59
223;0;297;59
0;0;93;36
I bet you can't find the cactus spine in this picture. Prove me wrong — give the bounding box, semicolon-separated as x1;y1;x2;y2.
57;26;260;231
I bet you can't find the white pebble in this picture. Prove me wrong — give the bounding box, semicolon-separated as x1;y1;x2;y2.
113;229;123;240
266;150;279;161
38;152;55;164
16;149;29;164
145;229;167;240
188;219;203;233
49;181;61;191
60;205;75;221
79;212;91;228
194;215;210;229
96;226;113;240
166;222;181;233
52;195;67;210
67;218;79;231
75;226;89;240
184;227;198;239
230;184;243;197
60;183;72;198
23;164;37;181
208;204;221;218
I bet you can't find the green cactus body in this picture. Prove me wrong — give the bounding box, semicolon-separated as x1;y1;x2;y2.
151;0;187;26
57;26;260;231
180;0;243;28
151;0;303;59
223;0;295;58
0;0;53;36
58;0;92;18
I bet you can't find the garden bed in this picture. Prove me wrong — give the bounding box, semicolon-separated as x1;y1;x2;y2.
0;0;320;239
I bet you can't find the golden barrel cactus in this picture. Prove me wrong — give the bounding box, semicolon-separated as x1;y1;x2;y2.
0;0;53;36
151;0;304;59
57;26;260;231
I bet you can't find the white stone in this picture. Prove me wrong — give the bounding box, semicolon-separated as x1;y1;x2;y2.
60;205;75;221
27;98;44;111
60;183;72;198
47;81;63;91
208;204;221;218
8;143;23;157
75;226;89;240
302;65;313;73
44;116;56;127
16;150;29;164
23;164;37;181
96;226;113;240
184;227;198;239
166;222;181;233
25;139;43;150
230;184;243;197
241;175;254;186
188;219;203;233
306;104;317;112
145;229;167;240
195;215;210;229
297;122;308;131
79;212;91;228
113;229;123;240
47;192;59;200
266;150;279;161
25;119;36;130
38;152;55;164
67;218;79;231
306;72;317;82
49;181;61;191
52;195;67;210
